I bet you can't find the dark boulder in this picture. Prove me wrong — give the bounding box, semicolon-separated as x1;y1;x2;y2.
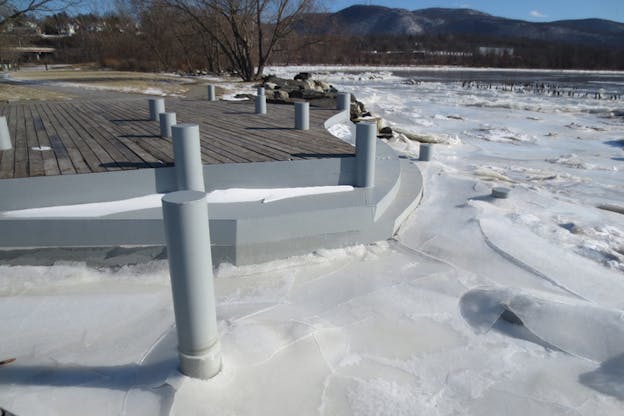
294;72;311;81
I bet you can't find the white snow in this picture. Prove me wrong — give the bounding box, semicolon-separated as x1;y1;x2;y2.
1;66;624;415
0;186;354;218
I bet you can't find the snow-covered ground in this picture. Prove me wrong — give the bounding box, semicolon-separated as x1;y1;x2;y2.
1;66;624;415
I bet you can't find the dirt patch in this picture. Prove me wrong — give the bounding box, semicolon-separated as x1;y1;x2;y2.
0;84;72;101
10;69;197;97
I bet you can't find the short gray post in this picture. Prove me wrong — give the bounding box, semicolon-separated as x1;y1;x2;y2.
257;86;265;96
159;112;177;138
207;85;216;101
419;143;432;161
295;101;309;130
148;98;165;121
255;94;267;115
172;123;205;192
355;122;376;188
337;92;351;111
162;190;222;380
492;187;511;199
0;116;11;150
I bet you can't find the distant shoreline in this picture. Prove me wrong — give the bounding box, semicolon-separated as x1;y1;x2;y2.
265;65;624;75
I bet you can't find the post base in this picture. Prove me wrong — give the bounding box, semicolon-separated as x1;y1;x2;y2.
179;340;222;380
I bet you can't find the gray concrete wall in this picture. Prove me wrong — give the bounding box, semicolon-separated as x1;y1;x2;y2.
0;157;355;211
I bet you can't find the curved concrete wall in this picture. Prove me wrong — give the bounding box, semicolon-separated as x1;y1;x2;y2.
0;108;423;266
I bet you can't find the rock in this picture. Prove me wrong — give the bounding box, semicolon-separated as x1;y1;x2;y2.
301;89;328;100
353;116;383;132
378;126;393;138
258;75;369;121
315;80;332;91
273;89;289;100
350;99;368;120
394;128;438;144
294;72;311;81
301;79;317;91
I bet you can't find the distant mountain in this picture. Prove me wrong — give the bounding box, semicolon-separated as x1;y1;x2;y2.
304;5;624;50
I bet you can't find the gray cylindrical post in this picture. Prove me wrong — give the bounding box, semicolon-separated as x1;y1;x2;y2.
419;143;432;161
149;97;165;121
257;86;265;96
172;123;205;192
295;101;309;130
162;190;221;380
207;85;216;101
255;94;267;115
0;116;11;150
492;187;511;199
337;92;351;111
355;122;376;188
159;112;177;138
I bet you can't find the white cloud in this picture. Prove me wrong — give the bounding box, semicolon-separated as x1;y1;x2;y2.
530;10;547;18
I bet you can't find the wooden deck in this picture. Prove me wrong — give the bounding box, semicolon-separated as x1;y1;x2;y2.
0;98;355;179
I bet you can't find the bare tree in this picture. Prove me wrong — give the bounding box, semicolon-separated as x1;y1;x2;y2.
0;0;82;29
157;0;316;81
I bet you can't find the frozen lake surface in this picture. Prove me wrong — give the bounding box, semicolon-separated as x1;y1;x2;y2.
1;66;623;415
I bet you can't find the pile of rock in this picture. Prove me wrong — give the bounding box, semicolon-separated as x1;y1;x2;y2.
257;72;370;121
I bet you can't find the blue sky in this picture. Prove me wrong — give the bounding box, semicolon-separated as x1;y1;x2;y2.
328;1;624;22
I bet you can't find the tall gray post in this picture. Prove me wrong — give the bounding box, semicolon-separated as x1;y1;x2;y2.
172;123;205;192
149;98;165;121
159;112;177;138
295;101;309;130
257;86;265;96
207;85;216;101
162;190;222;380
419;143;432;161
0;116;11;150
337;92;351;111
355;122;376;188
255;94;267;115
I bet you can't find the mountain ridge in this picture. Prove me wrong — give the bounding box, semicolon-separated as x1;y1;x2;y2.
306;5;624;50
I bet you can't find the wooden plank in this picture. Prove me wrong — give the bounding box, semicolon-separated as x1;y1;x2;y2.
36;102;78;175
30;103;61;176
77;100;166;168
24;104;45;177
171;101;300;161
55;102;118;172
61;102;139;170
93;99;240;165
93;101;175;165
0;105;16;178
13;104;28;178
0;97;354;180
46;102;107;173
173;100;353;160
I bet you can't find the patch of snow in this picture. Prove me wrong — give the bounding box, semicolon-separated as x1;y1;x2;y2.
0;186;355;218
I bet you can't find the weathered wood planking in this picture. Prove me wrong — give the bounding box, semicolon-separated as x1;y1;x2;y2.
0;97;354;179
